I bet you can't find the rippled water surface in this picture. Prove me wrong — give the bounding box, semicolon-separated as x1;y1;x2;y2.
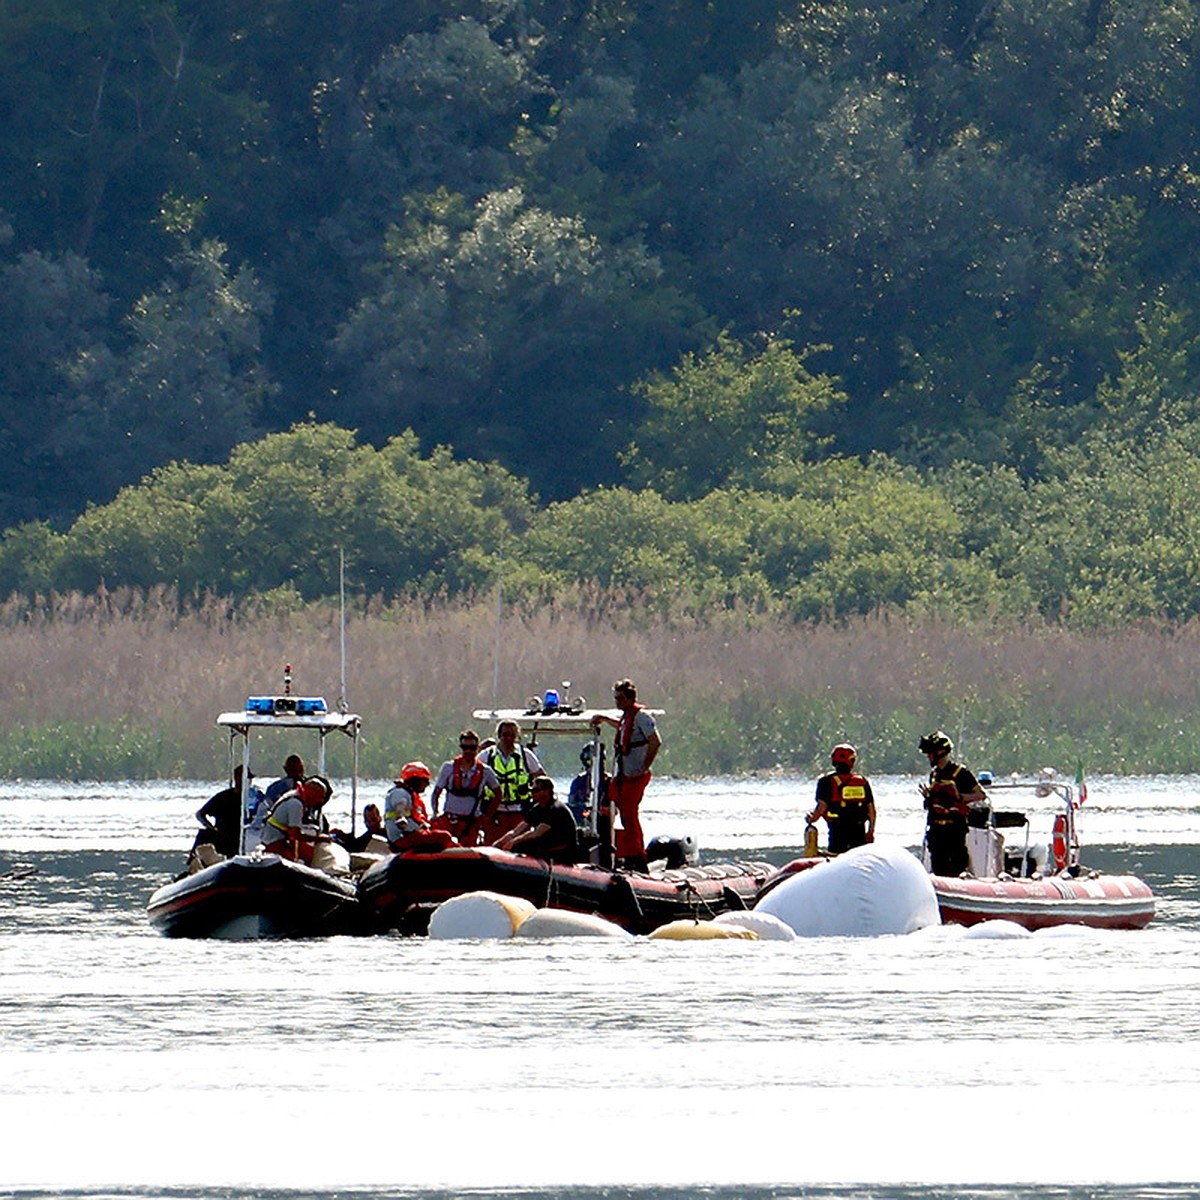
2;774;1199;1199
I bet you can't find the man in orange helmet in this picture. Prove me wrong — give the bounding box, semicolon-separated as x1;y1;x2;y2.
806;743;876;854
384;761;456;853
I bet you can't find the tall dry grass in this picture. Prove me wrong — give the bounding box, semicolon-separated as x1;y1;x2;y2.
2;588;1200;777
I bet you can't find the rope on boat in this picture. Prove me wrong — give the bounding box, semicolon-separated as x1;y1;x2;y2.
679;877;722;923
538;858;556;909
608;870;645;925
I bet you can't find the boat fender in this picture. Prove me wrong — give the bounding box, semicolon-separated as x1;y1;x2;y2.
712;911;797;941
516;909;633;939
1051;814;1069;871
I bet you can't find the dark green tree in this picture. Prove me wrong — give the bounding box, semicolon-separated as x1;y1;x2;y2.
331;186;703;498
622;334;844;501
0;247;115;525
101;237;275;484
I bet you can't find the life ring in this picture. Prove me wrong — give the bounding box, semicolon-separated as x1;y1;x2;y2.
1051;813;1069;871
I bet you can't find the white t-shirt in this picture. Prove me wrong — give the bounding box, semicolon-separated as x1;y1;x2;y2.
616;709;658;776
432;759;500;817
262;794;305;844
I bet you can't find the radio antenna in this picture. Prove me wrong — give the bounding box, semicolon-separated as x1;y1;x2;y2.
338;548;348;714
491;573;502;711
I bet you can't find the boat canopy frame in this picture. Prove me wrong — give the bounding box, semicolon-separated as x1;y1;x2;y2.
472;706;664;845
217;705;362;854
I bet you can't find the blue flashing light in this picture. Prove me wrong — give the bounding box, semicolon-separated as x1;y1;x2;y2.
245;695;327;716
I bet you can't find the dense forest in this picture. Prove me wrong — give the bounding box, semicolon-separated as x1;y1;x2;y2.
5;1;1200;624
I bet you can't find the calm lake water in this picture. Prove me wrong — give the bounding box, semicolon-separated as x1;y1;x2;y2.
2;773;1199;1199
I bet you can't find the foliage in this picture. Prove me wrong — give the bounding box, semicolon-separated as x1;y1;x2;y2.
622;333;844;500
0;250;114;525
7;596;1200;778
9;3;1200;625
0;721;174;780
331;186;702;498
11;424;535;601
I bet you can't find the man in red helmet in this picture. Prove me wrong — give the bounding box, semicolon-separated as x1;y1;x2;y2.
806;743;876;854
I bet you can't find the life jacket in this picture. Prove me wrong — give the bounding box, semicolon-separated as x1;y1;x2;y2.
618;704;647;754
264;791;300;836
826;771;870;822
927;764;972;820
385;786;429;836
450;757;485;798
615;704;651;775
823;770;871;853
442;756;488;818
483;746;536;812
261;793;316;861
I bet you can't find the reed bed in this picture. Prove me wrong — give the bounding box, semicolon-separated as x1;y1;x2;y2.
1;589;1199;778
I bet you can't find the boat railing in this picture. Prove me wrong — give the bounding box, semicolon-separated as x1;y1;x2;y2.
978;774;1080;873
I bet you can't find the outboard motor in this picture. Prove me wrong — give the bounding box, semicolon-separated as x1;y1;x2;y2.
645;834;699;870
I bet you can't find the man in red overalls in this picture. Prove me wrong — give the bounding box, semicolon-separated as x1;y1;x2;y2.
592;679;661;873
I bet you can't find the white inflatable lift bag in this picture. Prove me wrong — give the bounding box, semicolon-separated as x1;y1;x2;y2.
428;891;537;939
755;842;941;936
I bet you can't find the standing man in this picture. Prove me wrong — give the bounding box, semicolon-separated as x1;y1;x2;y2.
592;678;661;872
919;730;986;876
807;743;876;854
479;719;546;841
429;729;501;846
192;764;252;860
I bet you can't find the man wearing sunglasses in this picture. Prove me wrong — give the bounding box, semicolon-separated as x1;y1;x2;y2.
429;729;501;846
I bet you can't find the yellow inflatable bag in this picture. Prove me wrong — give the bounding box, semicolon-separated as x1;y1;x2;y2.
648;919;758;941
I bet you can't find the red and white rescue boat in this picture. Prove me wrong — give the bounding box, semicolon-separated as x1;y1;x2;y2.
932;870;1155;930
927;770;1154;931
